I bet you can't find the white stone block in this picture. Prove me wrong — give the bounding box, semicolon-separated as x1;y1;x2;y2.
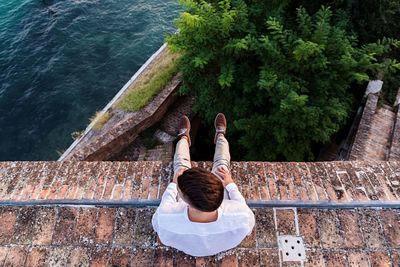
365;80;383;96
154;130;175;143
394;88;400;106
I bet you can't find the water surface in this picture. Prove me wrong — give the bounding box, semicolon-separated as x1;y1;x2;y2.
0;0;180;160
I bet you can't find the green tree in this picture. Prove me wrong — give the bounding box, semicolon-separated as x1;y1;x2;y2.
168;1;399;161
285;0;400;104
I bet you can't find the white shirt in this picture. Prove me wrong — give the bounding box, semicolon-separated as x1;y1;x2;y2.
152;182;255;257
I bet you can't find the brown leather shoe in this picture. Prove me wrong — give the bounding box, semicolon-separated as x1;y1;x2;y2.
214;113;227;144
177;115;191;147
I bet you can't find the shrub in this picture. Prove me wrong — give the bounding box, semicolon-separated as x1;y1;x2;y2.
168;1;399;161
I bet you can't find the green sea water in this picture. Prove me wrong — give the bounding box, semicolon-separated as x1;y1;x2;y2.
0;0;180;160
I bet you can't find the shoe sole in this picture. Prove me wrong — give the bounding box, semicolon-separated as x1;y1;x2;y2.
214;113;226;144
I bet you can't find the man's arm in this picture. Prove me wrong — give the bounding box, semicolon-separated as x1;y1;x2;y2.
152;181;178;233
160;183;178;205
215;166;255;235
158;167;185;208
152;169;187;233
225;182;246;204
214;166;246;204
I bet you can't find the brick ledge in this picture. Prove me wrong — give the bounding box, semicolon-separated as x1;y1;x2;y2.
0;161;399;203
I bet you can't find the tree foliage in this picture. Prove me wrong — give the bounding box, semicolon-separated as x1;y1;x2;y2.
168;0;400;161
286;0;400;104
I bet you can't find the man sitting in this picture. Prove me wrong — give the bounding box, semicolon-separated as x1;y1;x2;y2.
152;113;255;257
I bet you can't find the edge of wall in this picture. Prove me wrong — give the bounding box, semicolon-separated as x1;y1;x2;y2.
58;43;168;161
389;89;400;160
347;93;379;160
67;75;181;161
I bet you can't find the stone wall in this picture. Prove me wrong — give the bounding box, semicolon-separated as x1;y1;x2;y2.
389;107;400;160
389;89;400;160
348;93;379;160
63;74;181;161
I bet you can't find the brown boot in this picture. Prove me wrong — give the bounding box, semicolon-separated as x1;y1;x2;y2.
214;113;227;144
177;115;191;147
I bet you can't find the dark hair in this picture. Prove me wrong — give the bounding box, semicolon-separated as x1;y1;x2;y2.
177;167;224;212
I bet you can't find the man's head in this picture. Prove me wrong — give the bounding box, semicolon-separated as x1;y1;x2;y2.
177;167;224;212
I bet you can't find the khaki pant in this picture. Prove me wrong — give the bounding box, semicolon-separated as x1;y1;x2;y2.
173;135;231;199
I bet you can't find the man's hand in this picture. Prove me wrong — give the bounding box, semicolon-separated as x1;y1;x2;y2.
214;166;234;187
172;168;185;184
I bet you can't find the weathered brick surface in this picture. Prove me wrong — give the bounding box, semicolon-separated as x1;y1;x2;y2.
195;256;217;267
323;250;348;267
3;246;28;266
237;248;260;267
318;210;343;249
1;161;400;267
264;162;280;200
389;105;400;160
12;206;38;245
379;209;400;248
25;247;48;267
27;207;56;246
348;93;395;161
392;250;400;267
52;207;79;245
1;161;400;204
338;162;370;201
89;246;110;267
133;208;157;247
0;162;26;199
240;227;256;248
174;251;196;266
255;209;276;248
337;209;364;249
349;94;379;160
359;209;386;249
259;248;280;266
70;246;91;266
276;208;296;235
131;247;156;266
46;246;72;266
0;206;399;266
113;208;136;246
110;247;131;267
369;251;391;267
102;161;121;200
0;207;18;245
215;252;237;267
347;251;370;267
75;207;97;245
298;209;320;248
153;247;174;266
95;207;115;245
304;249;324;267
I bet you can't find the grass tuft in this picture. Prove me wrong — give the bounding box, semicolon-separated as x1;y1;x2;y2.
71;130;84;140
90;111;111;130
117;47;181;112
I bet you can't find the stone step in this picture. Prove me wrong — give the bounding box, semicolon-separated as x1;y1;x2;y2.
139;143;174;162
